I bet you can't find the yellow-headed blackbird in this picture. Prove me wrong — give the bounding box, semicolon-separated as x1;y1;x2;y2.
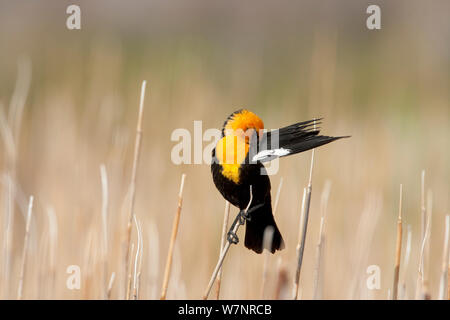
211;109;347;254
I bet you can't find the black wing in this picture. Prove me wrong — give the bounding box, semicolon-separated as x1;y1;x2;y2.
249;118;349;163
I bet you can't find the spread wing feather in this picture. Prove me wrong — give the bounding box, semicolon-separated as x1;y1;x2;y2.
249;119;349;163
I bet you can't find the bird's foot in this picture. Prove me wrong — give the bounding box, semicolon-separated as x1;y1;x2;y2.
239;209;250;224
239;203;264;224
227;230;239;244
226;203;266;245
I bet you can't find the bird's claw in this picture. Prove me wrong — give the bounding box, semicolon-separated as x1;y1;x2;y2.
226;203;265;245
227;230;239;244
239;209;251;224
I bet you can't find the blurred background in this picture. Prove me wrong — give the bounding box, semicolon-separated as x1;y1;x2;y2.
0;0;449;299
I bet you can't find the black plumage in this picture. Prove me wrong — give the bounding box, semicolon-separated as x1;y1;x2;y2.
249;119;349;163
211;148;284;253
211;110;348;254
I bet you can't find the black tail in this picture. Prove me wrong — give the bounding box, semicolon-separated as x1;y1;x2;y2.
244;201;284;254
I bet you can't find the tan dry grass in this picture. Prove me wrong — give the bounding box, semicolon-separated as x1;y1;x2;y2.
0;1;449;300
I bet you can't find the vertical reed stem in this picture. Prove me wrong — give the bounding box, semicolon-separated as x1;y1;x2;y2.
160;173;186;300
399;225;412;299
313;180;331;299
416;190;432;299
215;201;230;299
100;164;109;299
203;186;254;300
124;80;147;299
393;184;403;300
293;147;315;300
107;272;116;300
17;196;34;300
438;215;449;299
133;215;144;300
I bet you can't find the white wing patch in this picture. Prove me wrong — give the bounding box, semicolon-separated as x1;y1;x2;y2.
252;148;291;162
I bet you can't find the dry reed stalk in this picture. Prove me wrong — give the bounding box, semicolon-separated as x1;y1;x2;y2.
17;195;34;299
133;215;144;300
312;180;331;299
399;224;412;299
126;243;135;299
416;190;432;299
273;178;284;215
393;184;403;300
312;216;325;299
160;173;186;300
423;191;432;299
203;186;254;300
107;272;116;300
100;164;109;299
419;172;430;298
293;147;315;300
293;188;307;298
438;215;449;299
261;177;283;299
415;172;426;299
124;80;147;299
420;171;426;246
215;200;230;300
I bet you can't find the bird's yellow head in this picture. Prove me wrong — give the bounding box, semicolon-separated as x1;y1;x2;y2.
214;109;263;184
222;109;264;141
